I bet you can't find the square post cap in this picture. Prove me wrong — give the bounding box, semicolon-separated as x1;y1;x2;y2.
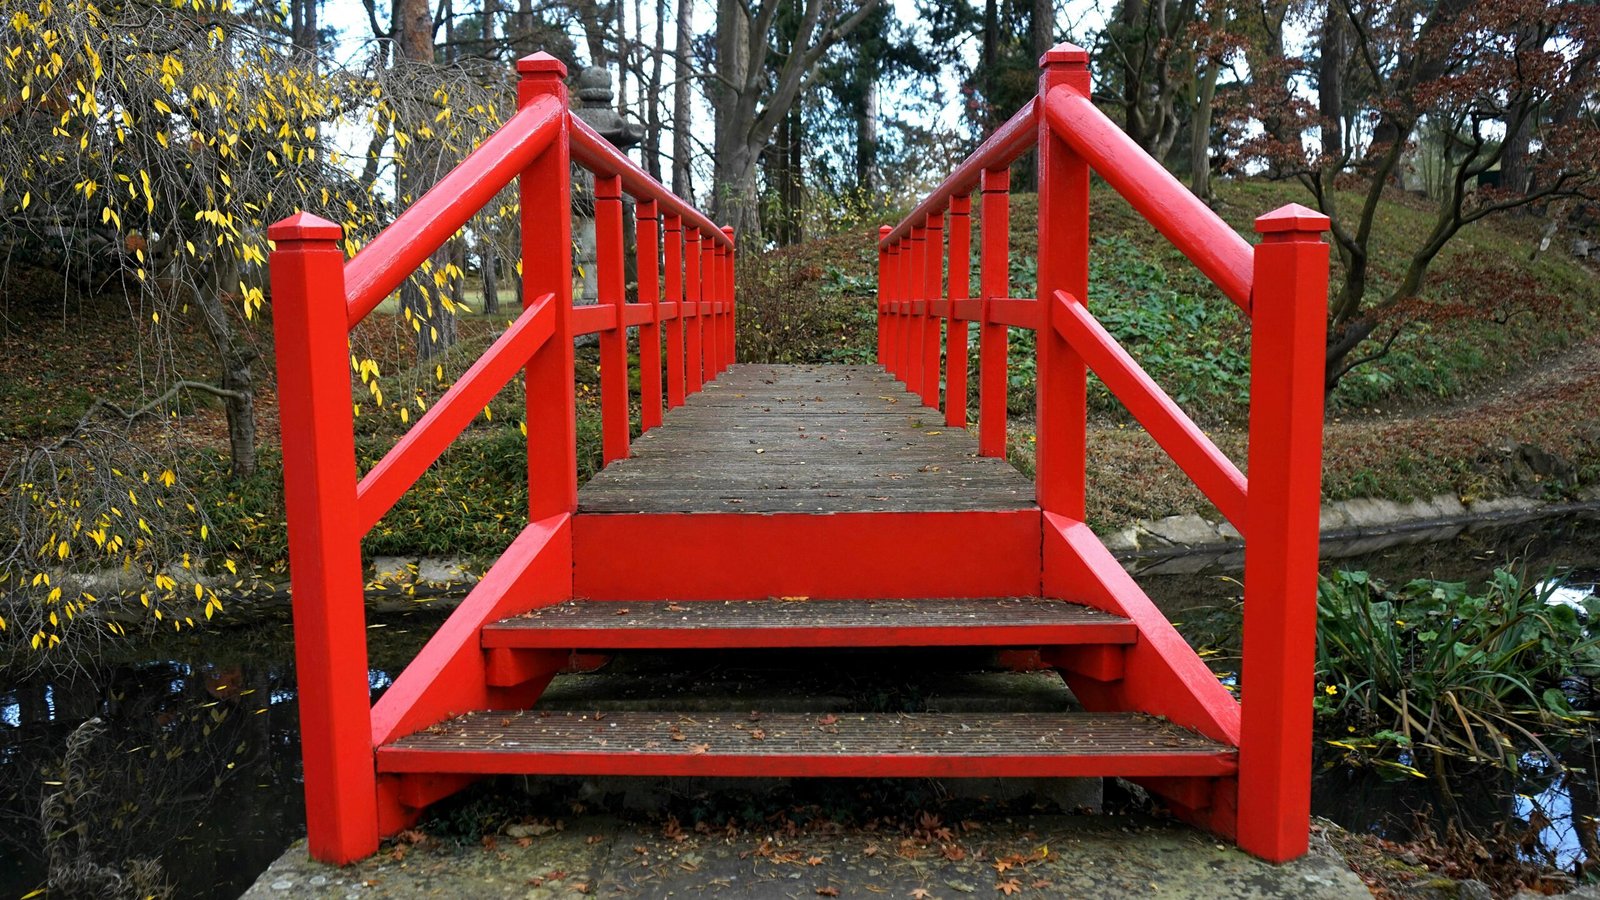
267;212;342;242
1040;43;1089;67
517;53;568;78
1255;203;1331;235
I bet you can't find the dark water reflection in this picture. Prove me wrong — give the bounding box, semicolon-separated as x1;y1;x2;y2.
1;515;1597;897
1139;511;1600;874
0;618;429;900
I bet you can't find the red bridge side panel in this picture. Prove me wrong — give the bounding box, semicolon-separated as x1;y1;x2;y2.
574;510;1041;600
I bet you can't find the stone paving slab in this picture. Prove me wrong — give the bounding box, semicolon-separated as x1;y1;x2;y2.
242;814;1368;899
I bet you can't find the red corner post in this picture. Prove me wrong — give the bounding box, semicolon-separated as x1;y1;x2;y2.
663;214;686;407
946;196;971;428
1035;44;1091;516
519;54;576;519
978;167;1010;458
268;213;377;864
638;200;663;429
1237;204;1330;861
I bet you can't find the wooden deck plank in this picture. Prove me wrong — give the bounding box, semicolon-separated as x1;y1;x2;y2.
482;597;1136;649
377;710;1237;778
579;364;1034;514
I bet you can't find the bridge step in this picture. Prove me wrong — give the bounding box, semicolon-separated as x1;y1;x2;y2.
481;598;1135;649
377;710;1236;778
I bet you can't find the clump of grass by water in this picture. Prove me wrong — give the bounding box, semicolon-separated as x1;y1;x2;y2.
1316;568;1600;773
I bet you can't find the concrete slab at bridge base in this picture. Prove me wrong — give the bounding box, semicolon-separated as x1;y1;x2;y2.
243;813;1368;899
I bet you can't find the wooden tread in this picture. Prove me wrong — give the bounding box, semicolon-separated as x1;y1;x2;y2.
377;710;1236;778
482;598;1135;650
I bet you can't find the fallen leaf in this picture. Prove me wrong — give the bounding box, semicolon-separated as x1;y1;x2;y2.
808;856;823;866
816;888;840;897
997;879;1022;896
690;743;710;754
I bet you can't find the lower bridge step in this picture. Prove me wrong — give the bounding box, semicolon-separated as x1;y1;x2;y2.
481;597;1135;649
377;710;1236;779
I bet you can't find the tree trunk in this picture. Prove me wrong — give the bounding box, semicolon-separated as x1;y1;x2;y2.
480;232;499;315
671;0;694;199
856;63;878;195
1317;4;1345;161
982;0;998;134
646;0;666;181
395;0;457;361
194;258;257;478
1189;4;1221;201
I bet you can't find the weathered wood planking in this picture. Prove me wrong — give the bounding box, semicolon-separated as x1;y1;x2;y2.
579;364;1035;513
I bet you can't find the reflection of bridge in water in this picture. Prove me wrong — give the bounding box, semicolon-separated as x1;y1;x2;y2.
269;44;1333;867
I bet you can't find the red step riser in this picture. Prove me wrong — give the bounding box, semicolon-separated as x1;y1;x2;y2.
377;751;1236;779
573;510;1042;600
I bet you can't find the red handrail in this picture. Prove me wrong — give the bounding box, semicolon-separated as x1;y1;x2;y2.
1041;88;1253;311
268;52;737;865
876;42;1330;866
880;98;1037;247
343;95;566;325
570;116;732;250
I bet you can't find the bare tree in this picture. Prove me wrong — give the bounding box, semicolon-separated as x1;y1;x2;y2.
709;0;881;238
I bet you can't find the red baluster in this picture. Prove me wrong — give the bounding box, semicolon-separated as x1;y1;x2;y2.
595;174;629;464
920;212;944;410
684;228;703;394
663;213;686;409
978;168;1010;458
877;226;891;368
946;196;971;428
637;200;663;430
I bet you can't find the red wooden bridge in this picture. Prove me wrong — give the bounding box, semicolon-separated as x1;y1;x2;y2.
268;45;1329;867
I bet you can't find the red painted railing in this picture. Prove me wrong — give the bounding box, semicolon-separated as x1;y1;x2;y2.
267;53;734;863
878;43;1330;862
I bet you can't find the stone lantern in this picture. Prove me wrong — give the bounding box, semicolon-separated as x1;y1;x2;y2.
572;66;645;309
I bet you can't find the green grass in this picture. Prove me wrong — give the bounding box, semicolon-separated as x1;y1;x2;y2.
743;178;1600;423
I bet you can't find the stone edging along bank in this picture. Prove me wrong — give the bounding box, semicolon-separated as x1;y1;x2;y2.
1111;488;1600;576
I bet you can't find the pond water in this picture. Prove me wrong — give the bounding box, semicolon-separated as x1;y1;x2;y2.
2;513;1597;898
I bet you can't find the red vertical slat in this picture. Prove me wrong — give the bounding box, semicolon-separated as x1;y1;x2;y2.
722;226;736;372
519;55;577;520
637;200;663;430
877;226;891;367
920;212;945;411
663;213;686;409
685;228;703;394
1035;45;1091;516
1237;204;1330;862
946;196;971;428
707;230;720;377
594;174;629;464
267;213;377;864
978;168;1010;458
915;220;928;395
